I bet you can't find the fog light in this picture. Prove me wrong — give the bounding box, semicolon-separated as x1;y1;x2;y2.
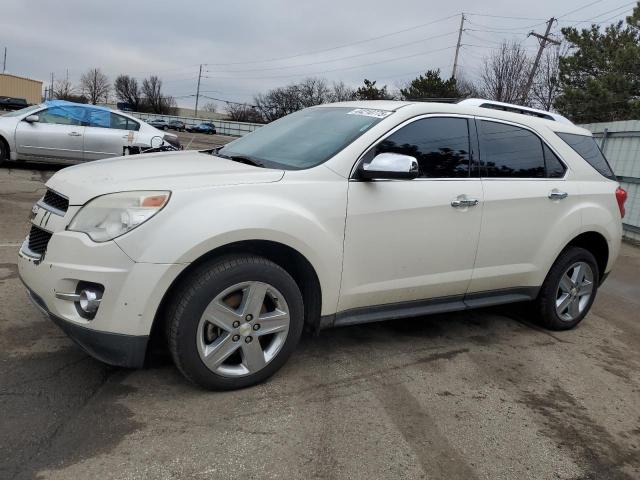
75;281;104;320
79;289;101;314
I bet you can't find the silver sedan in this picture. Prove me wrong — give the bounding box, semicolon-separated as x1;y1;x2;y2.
0;100;179;165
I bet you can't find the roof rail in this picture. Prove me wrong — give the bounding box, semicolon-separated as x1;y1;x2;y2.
457;98;573;125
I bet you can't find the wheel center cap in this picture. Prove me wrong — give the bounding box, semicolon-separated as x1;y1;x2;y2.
239;323;252;336
570;287;578;296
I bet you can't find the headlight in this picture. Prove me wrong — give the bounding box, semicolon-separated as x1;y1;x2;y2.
68;191;170;242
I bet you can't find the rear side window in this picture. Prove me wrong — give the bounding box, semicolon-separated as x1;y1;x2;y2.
110;113;140;131
556;132;615;179
478;120;566;178
479;121;545;178
373;117;471;178
543;144;566;178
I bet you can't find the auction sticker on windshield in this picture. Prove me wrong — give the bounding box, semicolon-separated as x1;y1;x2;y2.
347;108;392;119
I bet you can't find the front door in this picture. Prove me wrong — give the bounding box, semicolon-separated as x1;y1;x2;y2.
15;106;85;163
339;116;484;313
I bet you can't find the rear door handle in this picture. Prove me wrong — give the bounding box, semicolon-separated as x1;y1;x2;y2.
548;190;568;200
68;132;82;137
451;195;479;208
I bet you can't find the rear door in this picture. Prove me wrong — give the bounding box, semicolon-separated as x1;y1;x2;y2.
15;106;85;163
339;115;484;312
83;112;140;161
468;118;580;295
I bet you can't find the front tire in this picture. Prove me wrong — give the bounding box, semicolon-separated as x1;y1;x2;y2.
535;247;599;330
167;255;304;390
0;139;7;167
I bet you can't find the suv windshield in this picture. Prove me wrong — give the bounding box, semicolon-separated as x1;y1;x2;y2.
216;107;390;169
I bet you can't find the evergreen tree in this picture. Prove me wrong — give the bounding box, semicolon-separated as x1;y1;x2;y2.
400;69;463;100
555;4;640;122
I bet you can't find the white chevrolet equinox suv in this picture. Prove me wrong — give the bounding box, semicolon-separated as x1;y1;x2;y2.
18;99;627;390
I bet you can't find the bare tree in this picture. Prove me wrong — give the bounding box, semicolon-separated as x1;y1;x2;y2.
80;68;110;105
254;77;335;121
141;75;176;114
328;81;356;102
142;75;163;112
480;41;531;104
531;44;567;111
202;102;217;113
296;77;330;107
225;103;263;122
52;78;75;101
114;75;141;111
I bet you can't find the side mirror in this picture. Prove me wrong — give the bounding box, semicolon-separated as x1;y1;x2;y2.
24;114;39;123
359;152;419;180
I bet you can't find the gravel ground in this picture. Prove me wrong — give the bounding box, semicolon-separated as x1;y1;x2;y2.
0;163;639;480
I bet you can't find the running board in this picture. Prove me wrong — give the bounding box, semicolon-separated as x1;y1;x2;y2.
320;287;539;329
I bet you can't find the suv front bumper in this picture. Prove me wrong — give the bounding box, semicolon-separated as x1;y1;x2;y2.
18;231;186;368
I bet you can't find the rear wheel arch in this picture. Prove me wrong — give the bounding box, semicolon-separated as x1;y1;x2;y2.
562;231;609;282
150;240;323;355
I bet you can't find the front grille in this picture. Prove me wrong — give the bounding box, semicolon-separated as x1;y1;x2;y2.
27;225;53;256
42;189;69;213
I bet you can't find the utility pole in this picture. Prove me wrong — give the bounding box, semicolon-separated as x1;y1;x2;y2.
194;64;203;118
451;13;465;80
522;17;560;103
2;47;6;74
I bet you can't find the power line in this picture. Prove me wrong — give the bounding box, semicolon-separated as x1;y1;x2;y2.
202;13;460;66
557;0;603;19
202;45;457;81
204;31;457;74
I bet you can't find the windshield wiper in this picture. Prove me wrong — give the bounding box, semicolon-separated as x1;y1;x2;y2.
215;151;265;168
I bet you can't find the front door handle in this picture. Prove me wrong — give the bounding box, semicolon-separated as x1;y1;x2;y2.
451;195;479;208
68;132;82;137
548;189;568;200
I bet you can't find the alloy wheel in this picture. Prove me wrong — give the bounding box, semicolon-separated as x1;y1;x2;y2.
555;261;594;322
196;281;290;377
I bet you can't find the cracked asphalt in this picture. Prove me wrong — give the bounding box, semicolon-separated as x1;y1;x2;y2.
1;162;639;480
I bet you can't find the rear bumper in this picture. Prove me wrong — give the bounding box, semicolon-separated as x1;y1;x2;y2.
25;286;148;368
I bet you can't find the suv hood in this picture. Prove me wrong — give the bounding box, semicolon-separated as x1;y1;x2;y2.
46;151;285;205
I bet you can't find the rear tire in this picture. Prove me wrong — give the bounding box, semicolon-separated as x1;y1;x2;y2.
534;247;599;330
167;255;304;390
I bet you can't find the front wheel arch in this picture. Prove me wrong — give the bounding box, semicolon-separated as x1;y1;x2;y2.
0;134;10;163
148;240;323;358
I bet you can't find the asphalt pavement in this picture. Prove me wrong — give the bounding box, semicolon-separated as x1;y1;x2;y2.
1;160;639;480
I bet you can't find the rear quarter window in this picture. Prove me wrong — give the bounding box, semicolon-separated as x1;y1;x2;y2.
556;132;615;180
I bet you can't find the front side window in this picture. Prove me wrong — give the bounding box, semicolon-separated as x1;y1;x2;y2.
556;132;615;179
38;106;83;126
217;107;387;170
369;117;471;178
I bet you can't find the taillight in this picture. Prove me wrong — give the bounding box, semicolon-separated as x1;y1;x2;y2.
615;187;627;218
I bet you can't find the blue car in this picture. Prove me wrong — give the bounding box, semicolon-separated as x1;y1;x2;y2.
188;122;217;135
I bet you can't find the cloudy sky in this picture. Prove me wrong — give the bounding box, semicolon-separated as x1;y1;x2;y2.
1;0;635;109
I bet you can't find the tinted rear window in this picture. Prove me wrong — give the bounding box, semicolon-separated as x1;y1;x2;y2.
556;132;615;179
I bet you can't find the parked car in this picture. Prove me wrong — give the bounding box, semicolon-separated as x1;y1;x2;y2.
0;96;29;111
167;120;186;132
18;99;626;390
147;118;169;130
0;101;179;165
187;122;217;134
